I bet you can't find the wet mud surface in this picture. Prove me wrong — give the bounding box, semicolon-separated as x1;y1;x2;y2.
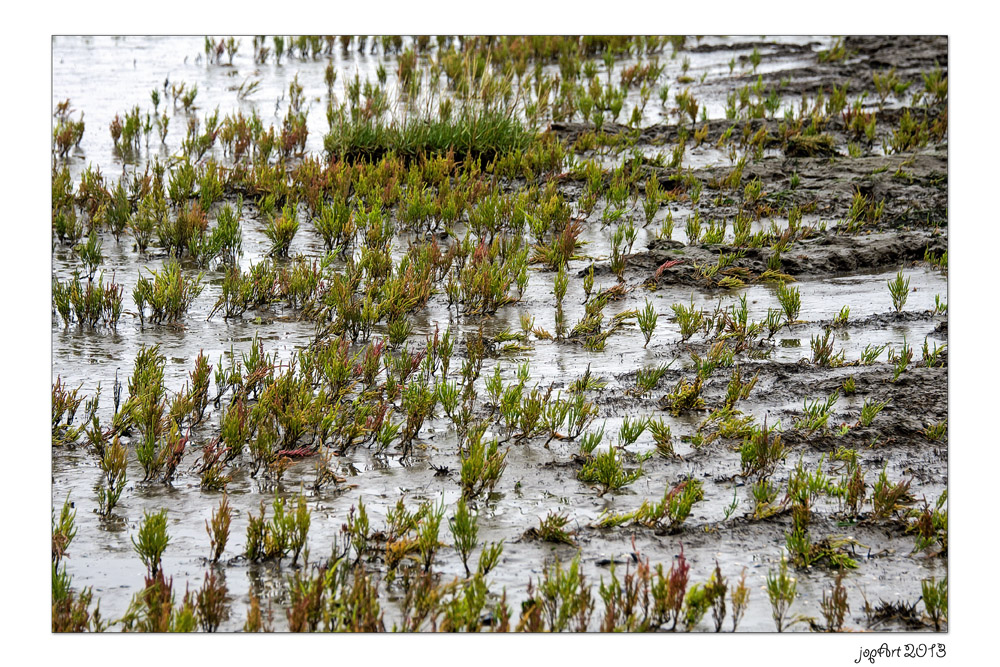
51;35;947;632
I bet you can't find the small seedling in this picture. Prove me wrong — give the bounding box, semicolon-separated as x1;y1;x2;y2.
924;420;947;441
859;343;888;366
796;391;839;433
887;271;910;313
723;488;740;520
858;397;890;427
922;339;946;367
637;299;658;348
933;295;947;314
777;282;801;324
833;306;849;326
889;338;913;382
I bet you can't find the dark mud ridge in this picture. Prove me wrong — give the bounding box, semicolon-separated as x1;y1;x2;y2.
616;229;946;287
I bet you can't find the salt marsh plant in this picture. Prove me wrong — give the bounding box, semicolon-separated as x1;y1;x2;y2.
671;298;705;341
314;197;354;252
209;261;278;319
887;271;910;313
212;199;244;265
777;282;800;324
127;345;168;476
740;420;785;480
52;100;86;159
158;202;208;257
52;272;124;328
196;571;229;632
833;306;850;326
617;415;647;448
53;496;107;632
597;479;704;533
811;328;845;367
820;573;850;632
132;509;170;576
264;204;300;257
416;501;446;572
97;437;127;517
243;591;273;632
578;447;643;495
460;432;508;499
52;569;104;632
859;343;888;366
521;554;595;632
449;498;479;577
133;260;204;323
529;511;577;546
637;299;658;348
206;495;232;563
797;391;839;433
52;496;77;567
662;376;705;416
647;418;674;457
889;338;913;382
763;308;784;339
74;231;103;281
683;574;723;631
924;420;947;441
921;577;947;631
870;465;913;521
859;397;890;427
724;367;759;408
244;493;312;566
766;555;797;632
685;213;702;244
130;191;165;253
634;363;671;396
577;424;605;457
908;492;947;554
117;568;199;632
922;338;946;368
324;106;533;164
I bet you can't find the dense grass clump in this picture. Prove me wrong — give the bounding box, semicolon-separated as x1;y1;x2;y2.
324;109;534;163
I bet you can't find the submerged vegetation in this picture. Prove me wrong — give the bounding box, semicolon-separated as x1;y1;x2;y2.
52;34;947;632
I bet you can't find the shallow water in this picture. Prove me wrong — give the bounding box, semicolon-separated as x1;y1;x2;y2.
52;35;946;632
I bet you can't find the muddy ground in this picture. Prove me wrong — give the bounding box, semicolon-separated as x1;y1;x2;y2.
51;35;947;632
